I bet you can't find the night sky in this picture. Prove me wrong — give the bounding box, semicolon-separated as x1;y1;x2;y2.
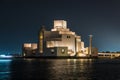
0;0;120;54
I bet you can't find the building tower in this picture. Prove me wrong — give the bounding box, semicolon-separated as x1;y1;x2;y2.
89;35;93;56
38;26;45;54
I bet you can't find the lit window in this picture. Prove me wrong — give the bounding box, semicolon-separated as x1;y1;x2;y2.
51;49;54;54
40;35;43;39
51;49;54;52
61;49;65;54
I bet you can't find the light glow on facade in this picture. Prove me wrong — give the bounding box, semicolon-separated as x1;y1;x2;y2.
23;20;98;57
54;20;67;29
43;20;91;56
77;53;86;57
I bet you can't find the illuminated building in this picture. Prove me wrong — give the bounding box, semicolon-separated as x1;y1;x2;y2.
38;26;45;54
23;20;98;57
22;43;37;56
38;20;89;57
98;52;120;58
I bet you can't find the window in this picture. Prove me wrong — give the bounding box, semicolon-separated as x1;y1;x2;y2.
67;36;70;38
51;49;54;54
51;49;54;52
61;49;65;54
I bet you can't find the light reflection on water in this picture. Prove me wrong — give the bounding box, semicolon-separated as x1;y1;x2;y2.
65;59;94;80
33;59;94;80
0;59;11;62
1;58;120;80
0;59;11;80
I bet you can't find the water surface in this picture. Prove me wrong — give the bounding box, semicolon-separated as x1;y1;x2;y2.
0;58;120;80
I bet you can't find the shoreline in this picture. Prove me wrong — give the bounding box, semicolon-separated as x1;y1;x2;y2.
1;56;120;59
8;56;98;59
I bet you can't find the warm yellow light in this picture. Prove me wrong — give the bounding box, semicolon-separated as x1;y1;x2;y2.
39;32;43;53
24;43;31;48
40;35;43;39
54;20;67;29
78;53;86;57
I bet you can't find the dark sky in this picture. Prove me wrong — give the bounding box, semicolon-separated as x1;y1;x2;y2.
0;0;120;54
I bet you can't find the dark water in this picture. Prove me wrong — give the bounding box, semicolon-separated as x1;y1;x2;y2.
1;58;120;80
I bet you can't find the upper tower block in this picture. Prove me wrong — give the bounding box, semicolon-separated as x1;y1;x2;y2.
54;20;67;29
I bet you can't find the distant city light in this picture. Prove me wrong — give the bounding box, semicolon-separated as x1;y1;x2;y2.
0;55;13;58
